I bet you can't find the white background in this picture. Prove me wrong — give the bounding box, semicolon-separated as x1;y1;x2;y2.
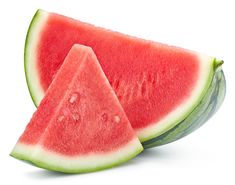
0;0;234;184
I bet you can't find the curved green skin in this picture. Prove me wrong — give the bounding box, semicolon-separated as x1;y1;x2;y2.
143;66;226;148
24;9;42;107
24;10;226;148
10;146;143;174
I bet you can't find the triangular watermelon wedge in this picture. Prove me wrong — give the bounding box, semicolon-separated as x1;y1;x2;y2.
24;10;226;147
11;44;143;173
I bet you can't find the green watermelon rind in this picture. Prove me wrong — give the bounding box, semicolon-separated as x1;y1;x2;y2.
24;9;47;107
143;64;226;148
11;139;143;173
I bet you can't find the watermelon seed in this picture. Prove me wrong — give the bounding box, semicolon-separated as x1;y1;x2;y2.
113;115;120;123
100;113;108;122
72;113;81;122
57;115;64;122
141;81;147;96
69;92;80;104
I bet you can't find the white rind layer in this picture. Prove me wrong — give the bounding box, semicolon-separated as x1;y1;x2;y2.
11;138;143;173
137;55;214;141
25;10;49;106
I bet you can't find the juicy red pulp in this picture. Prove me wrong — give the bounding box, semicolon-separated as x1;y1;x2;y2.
21;45;137;155
37;13;199;130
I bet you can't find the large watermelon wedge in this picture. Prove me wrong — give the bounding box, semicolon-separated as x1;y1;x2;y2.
11;44;143;173
25;9;226;147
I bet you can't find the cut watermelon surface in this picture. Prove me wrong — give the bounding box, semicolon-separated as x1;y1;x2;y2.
11;44;143;173
25;9;226;145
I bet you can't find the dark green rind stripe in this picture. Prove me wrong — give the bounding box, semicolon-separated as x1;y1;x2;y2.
143;69;226;148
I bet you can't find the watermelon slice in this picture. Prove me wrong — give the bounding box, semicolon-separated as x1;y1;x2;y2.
25;9;226;146
11;44;143;173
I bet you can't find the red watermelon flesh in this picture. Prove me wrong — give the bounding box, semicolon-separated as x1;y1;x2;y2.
11;44;143;173
25;10;215;142
38;13;198;130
